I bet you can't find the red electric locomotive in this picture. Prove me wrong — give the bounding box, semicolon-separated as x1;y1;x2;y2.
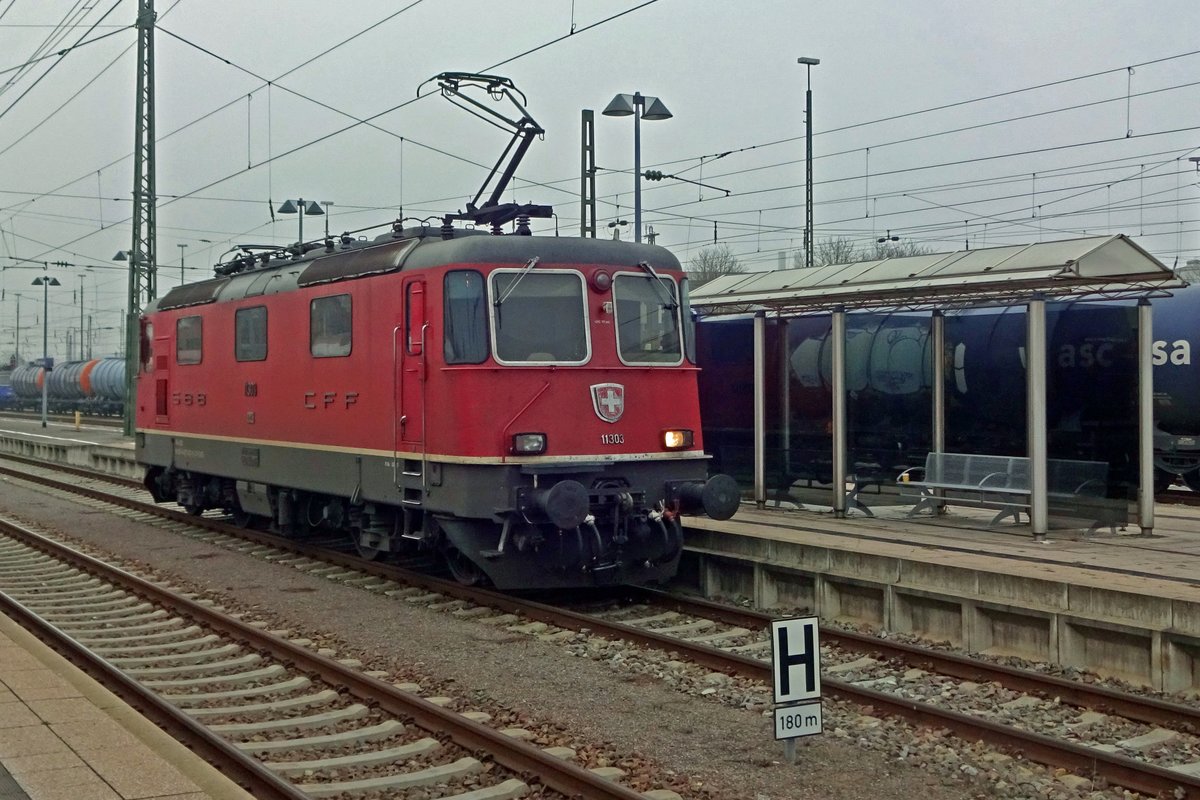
136;73;737;590
136;226;737;588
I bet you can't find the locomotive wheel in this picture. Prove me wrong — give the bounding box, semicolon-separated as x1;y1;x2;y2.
444;547;483;586
182;503;203;516
352;531;383;561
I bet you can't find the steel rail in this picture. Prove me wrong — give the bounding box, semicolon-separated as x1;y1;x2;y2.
0;522;308;800
0;517;652;800
7;461;1200;796
634;587;1200;732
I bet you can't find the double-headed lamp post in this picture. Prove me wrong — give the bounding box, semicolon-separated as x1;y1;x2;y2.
278;198;324;247
31;275;60;428
798;56;820;269
603;92;672;244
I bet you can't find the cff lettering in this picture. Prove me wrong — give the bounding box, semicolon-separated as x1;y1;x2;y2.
304;391;361;409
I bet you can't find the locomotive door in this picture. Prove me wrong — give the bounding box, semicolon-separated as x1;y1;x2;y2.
397;279;427;451
152;321;171;424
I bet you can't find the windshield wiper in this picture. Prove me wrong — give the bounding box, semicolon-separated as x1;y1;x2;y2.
494;256;541;308
638;260;678;309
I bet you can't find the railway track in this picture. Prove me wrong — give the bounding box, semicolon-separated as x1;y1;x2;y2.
0;516;656;799
5;455;1200;797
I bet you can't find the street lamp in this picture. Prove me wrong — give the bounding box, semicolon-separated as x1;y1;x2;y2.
798;56;820;268
320;201;334;237
31;275;60;428
603;92;672;244
277;198;324;247
177;243;187;286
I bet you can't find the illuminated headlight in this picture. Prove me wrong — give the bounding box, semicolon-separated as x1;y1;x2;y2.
662;429;694;450
512;433;547;454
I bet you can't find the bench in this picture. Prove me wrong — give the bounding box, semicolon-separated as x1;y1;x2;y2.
898;452;1117;533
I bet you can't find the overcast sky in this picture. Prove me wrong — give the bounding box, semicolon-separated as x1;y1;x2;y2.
0;0;1198;360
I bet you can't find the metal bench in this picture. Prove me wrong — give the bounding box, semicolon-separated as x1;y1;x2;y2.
898;452;1116;532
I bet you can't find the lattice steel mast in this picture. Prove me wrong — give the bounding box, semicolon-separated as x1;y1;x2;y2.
124;0;156;436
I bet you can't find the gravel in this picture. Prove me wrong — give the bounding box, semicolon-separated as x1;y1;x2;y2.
0;473;1129;799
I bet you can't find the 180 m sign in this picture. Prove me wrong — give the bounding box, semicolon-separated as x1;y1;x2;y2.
774;701;823;740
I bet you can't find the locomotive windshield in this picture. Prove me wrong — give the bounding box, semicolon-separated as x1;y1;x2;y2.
613;274;683;365
490;271;589;364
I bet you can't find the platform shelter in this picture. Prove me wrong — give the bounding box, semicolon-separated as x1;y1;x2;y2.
689;234;1183;538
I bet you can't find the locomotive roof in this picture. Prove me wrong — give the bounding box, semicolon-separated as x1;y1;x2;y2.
147;228;682;313
691;234;1185;315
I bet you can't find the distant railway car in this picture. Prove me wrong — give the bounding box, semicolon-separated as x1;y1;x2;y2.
136;228;738;590
6;357;125;415
698;287;1195;496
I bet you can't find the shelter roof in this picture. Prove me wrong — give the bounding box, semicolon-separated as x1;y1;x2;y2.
690;235;1184;315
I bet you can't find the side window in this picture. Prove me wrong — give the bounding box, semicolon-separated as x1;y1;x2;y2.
311;294;352;357
406;282;425;355
140;319;154;373
444;270;488;364
235;306;267;362
176;316;202;365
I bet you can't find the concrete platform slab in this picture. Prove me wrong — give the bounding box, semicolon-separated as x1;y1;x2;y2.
0;614;252;800
682;495;1200;692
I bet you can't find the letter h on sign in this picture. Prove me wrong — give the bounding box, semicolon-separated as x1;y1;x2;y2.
771;617;821;704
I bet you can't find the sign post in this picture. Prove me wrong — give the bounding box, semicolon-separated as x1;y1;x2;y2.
770;616;822;762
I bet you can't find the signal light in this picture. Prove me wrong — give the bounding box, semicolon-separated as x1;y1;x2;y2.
512;433;547;454
662;429;694;450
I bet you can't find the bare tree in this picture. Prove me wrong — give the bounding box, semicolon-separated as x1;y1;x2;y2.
687;244;744;286
808;236;859;267
865;239;933;260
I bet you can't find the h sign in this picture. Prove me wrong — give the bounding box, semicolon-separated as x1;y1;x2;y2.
770;616;821;704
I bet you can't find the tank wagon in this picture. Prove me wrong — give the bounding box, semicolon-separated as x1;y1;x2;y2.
6;357;126;415
135;72;737;591
698;286;1197;496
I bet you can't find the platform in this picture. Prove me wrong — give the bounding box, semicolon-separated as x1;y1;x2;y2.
0;612;253;800
680;488;1200;693
0;417;136;480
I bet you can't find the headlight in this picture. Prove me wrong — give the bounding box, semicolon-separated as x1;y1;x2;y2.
662;429;694;450
512;432;547;454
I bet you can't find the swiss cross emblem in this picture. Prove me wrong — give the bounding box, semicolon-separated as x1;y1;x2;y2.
590;383;625;424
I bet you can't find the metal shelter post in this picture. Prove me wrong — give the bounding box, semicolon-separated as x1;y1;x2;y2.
931;311;946;453
1027;296;1048;539
753;311;767;509
831;307;847;517
778;318;791;480
931;311;946;509
1137;299;1155;535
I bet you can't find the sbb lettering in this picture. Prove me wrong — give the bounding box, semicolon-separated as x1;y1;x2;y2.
171;392;207;406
